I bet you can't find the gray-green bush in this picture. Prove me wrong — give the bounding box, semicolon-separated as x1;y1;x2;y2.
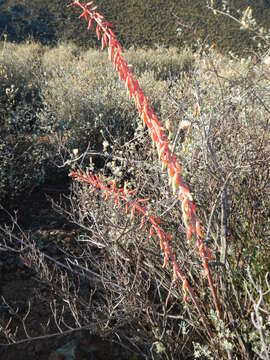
0;42;194;204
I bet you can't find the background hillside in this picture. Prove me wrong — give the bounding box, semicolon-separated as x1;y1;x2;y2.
0;0;270;54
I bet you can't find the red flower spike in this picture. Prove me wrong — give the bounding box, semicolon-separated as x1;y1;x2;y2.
69;169;215;335
125;202;129;214
70;1;221;322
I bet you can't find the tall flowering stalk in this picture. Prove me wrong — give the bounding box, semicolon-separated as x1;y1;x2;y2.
69;170;213;338
68;0;221;318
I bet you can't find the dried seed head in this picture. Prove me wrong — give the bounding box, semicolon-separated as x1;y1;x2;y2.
165;119;171;133
179;120;191;133
193;103;199;118
103;140;109;151
72;148;78;156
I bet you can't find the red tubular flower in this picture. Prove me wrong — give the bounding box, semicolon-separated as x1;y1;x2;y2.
186;224;192;241
87;17;93;30
130;205;135;220
167;165;174;186
182;293;188;303
79;10;88;21
172;260;178;282
96;24;101;40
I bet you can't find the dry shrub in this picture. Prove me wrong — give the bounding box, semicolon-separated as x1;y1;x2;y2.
0;41;55;204
1;32;269;358
40;44;193;153
161;47;270;357
123;46;194;80
57;35;270;357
